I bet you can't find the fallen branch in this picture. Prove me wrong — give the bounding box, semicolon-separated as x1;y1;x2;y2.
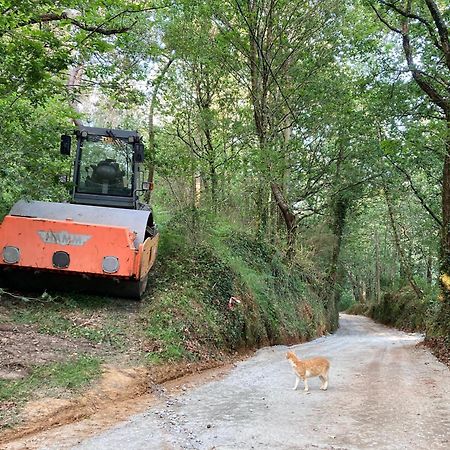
0;288;59;303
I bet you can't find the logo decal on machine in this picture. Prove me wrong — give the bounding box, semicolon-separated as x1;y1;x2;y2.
38;231;92;246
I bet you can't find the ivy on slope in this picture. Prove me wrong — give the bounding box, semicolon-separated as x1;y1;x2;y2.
142;222;328;362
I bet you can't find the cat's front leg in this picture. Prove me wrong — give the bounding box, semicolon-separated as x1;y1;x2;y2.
293;377;300;390
303;378;309;392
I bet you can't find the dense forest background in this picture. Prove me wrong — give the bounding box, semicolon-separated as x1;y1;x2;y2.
0;0;449;345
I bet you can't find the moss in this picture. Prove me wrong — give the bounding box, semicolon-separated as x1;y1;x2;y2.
364;285;442;334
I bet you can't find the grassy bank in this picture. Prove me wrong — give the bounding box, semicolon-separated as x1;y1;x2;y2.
143;222;328;362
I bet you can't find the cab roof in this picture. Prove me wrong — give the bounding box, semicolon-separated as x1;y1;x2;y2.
76;126;141;140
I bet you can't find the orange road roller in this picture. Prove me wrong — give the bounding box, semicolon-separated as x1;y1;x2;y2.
0;126;159;299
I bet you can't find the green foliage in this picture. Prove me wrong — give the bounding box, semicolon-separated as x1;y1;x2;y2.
338;289;356;312
0;0;154;102
369;288;426;331
0;94;73;218
0;0;448;360
367;285;441;333
214;229;327;340
141;218;328;363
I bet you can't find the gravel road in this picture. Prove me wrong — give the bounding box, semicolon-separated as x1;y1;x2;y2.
41;314;450;449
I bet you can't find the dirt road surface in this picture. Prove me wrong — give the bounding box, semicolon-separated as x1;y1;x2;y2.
6;314;450;449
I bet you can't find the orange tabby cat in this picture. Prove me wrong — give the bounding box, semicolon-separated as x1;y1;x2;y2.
286;350;330;392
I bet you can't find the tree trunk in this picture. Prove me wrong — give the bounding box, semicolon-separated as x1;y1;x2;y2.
67;65;84;127
373;0;450;336
375;230;382;303
440;121;450;285
209;160;218;212
144;58;174;204
245;0;274;237
437;120;450;335
326;141;348;330
427;253;433;285
326;194;348;330
384;186;423;299
361;281;367;304
270;182;296;257
189;148;201;230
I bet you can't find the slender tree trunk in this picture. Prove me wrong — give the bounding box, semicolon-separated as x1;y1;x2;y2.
246;0;274;237
67;65;84;127
209;160;218;212
189;150;201;230
351;275;361;303
329;195;348;284
191;65;221;213
361;281;367;304
256;181;269;237
384;186;423;299
144;58;174;204
427;253;433;285
374;230;382;303
270;182;296;257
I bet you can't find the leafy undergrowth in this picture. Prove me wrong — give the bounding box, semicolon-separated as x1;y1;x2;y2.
369;286;433;331
0;219;329;431
143;223;328;364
